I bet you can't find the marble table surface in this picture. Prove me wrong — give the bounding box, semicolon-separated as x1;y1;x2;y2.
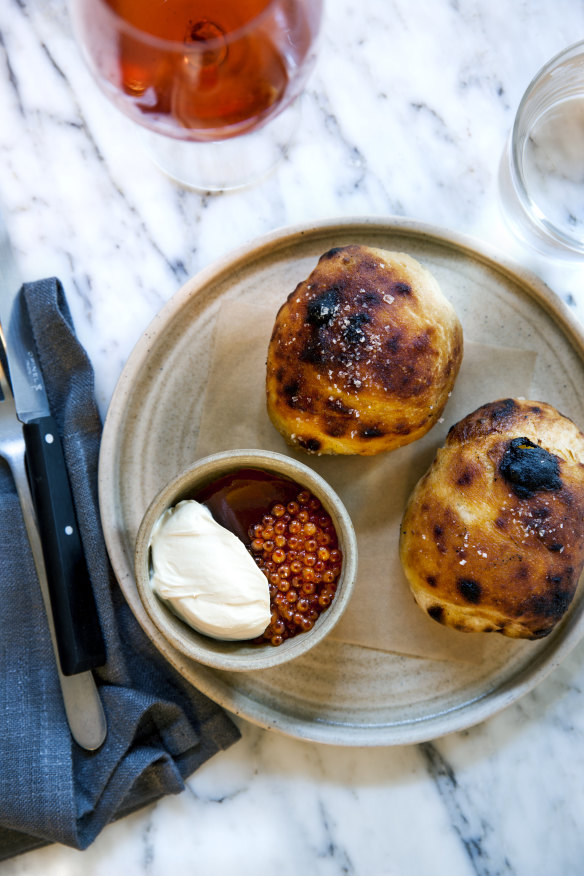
2;0;584;873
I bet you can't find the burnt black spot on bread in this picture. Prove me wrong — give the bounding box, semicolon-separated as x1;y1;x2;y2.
457;578;482;604
343;312;371;345
499;437;562;498
492;398;518;422
386;332;402;353
532;506;551;519
360;426;385;438
549;543;565;553
299;338;324;366
520;575;574;622
287;395;313;412
549;568;572;586
531;628;553;639
357;290;382;307
427;605;444;622
411;330;433;353
323;419;348;438
284;385;303;409
426;575;437;587
433;524;447;554
392;281;412;296
456;468;475;486
297;436;321;453
306;287;341;326
326;397;353;415
319;247;345;261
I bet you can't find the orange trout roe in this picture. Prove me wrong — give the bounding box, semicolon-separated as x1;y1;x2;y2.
249;489;342;646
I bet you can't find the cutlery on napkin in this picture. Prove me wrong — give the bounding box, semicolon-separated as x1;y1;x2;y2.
0;342;107;751
0;206;109;752
0;278;240;861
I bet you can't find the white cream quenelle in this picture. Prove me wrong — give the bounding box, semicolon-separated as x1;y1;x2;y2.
149;499;271;641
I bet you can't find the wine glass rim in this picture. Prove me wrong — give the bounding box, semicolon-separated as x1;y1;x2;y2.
76;0;284;50
511;39;584;138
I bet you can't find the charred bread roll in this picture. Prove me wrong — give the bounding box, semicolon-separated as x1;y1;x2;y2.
399;398;584;639
266;244;463;455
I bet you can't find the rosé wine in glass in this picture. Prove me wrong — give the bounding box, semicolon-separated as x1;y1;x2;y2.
71;0;323;187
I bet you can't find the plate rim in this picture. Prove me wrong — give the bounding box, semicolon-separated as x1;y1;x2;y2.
98;214;584;745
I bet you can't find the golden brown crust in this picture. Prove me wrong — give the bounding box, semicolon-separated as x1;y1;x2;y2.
399;398;584;639
265;244;463;455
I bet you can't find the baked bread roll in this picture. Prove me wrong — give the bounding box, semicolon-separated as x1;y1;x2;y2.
266;244;463;455
399;398;584;639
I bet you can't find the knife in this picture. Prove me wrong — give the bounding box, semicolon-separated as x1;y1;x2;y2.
0;344;107;750
0;214;106;677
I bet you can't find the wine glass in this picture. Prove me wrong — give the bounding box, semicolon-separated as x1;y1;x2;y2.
69;0;323;190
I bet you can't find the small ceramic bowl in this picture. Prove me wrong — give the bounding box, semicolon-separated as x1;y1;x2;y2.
134;449;358;672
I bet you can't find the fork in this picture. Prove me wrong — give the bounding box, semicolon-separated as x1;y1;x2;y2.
0;353;107;750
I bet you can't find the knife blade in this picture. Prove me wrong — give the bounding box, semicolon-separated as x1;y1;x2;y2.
0;214;106;676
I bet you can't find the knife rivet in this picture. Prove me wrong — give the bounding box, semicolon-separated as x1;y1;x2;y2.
45;433;54;444
65;525;73;535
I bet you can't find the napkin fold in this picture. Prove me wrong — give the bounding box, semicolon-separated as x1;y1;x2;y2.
0;278;241;861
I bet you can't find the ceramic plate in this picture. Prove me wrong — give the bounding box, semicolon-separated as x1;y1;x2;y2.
98;217;584;746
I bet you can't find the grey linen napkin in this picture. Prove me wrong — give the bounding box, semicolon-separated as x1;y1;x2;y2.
0;278;241;861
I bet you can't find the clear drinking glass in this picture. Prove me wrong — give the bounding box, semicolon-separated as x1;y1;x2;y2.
499;40;584;259
70;0;323;190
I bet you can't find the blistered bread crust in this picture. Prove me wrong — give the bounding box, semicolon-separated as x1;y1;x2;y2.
266;244;463;455
399;398;584;639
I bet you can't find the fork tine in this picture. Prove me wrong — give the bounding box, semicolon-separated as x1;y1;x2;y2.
0;355;10;401
0;355;13;407
0;325;15;404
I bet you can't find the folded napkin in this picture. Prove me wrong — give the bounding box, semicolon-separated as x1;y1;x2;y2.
0;279;241;861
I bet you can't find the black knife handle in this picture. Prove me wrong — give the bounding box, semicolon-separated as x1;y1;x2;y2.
23;416;106;675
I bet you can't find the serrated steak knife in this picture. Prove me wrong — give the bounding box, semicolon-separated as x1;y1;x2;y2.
0;212;107;749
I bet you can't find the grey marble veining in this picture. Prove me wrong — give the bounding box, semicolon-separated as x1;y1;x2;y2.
1;0;584;873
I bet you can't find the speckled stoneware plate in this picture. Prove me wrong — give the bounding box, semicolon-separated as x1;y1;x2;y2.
98;217;584;746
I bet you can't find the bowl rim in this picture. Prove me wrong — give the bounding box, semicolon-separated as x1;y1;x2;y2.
134;449;358;672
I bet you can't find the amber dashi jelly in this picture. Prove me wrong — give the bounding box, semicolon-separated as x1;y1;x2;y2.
98;0;314;139
195;468;343;646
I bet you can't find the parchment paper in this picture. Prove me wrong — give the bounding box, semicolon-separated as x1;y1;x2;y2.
195;300;537;664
